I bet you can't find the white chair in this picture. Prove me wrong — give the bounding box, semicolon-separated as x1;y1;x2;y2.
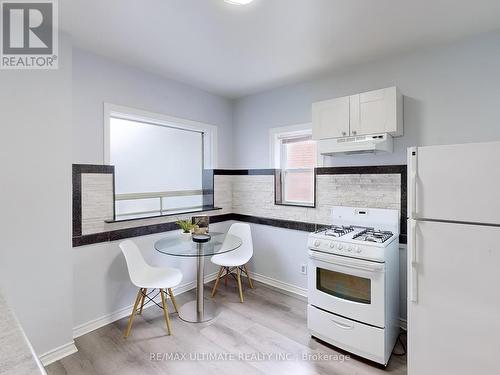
210;223;254;302
119;239;182;338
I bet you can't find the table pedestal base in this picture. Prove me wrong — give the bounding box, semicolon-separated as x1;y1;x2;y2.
178;298;217;323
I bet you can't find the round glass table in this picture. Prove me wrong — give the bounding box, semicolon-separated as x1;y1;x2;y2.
154;232;242;323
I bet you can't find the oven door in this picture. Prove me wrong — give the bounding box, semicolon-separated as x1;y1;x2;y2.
308;250;385;328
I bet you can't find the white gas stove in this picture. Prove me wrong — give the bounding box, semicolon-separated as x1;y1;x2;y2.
307;206;400;366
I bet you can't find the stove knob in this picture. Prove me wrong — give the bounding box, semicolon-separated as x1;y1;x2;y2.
314;240;321;247
337;244;343;250
347;246;353;252
329;242;335;249
355;247;362;253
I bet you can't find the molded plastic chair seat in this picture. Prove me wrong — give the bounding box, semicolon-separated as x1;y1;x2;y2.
130;265;182;289
210;223;254;302
211;249;252;267
119;239;182;337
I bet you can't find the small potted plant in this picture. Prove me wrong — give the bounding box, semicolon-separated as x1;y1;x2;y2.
176;220;197;240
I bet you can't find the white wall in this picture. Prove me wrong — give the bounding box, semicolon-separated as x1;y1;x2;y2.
71;49;234;329
0;36;74;356
232;31;500;168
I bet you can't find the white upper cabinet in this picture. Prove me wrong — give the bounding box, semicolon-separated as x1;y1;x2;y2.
312;86;403;140
312;96;350;140
350;87;403;136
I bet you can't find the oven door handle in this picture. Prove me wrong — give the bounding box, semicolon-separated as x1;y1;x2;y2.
309;251;384;272
330;318;354;330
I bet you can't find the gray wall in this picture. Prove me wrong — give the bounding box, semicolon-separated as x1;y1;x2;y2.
230;31;500;323
0;35;74;356
232;31;500;168
72;48;234;168
71;49;234;328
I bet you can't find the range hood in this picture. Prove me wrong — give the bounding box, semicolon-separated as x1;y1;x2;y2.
317;133;394;155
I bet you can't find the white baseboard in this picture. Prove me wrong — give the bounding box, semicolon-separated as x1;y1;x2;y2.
72;271;218;339
249;272;308;298
39;341;78;366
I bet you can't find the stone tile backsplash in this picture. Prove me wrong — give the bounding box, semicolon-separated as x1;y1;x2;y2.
80;174;233;236
80;172;401;236
232;174;401;225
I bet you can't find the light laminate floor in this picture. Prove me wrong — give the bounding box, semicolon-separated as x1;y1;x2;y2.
46;280;407;375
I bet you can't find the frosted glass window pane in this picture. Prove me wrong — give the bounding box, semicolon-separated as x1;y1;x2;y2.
110;117;203;217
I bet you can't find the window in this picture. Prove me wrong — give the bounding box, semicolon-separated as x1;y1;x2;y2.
104;104;217;221
270;124;316;207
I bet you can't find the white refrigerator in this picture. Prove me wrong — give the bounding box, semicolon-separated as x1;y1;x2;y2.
407;142;500;375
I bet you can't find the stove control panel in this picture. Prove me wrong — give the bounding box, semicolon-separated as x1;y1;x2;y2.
307;237;385;262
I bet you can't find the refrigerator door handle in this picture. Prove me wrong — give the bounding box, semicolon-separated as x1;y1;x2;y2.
408;147;417;219
409;219;418;303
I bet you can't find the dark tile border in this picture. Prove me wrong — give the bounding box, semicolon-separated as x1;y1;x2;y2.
72;164;115;238
74;166;407;247
214;169;275;175
72;213;235;247
214;165;407;243
316;165;405;175
231;214;317;232
73;164;220;246
73;212;406;247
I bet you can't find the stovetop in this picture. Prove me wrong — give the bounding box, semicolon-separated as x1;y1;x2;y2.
309;207;400;261
315;225;394;244
309;225;398;262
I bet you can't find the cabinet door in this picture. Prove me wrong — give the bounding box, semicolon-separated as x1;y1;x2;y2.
350;87;401;136
312;96;350;140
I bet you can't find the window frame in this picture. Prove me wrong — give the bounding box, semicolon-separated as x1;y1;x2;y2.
103;103;217;168
269;123;316;208
103;103;218;221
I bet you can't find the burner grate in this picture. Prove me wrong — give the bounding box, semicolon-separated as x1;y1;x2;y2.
324;225;355;238
353;229;393;243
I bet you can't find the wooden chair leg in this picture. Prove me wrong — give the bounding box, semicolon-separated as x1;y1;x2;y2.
139;288;147;314
160;289;172;335
167;288;179;313
236;267;244;303
224;267;228;286
211;266;224;297
243;264;254;289
124;288;143;338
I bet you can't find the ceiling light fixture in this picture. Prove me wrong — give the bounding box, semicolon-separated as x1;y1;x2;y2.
224;0;254;5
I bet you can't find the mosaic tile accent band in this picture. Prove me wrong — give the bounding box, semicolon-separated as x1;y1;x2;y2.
72;165;406;247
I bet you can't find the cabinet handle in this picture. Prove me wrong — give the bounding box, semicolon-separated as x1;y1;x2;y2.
341;131;346;136
352;130;357;135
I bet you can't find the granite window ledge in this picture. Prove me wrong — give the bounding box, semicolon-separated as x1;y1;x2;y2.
104;206;222;224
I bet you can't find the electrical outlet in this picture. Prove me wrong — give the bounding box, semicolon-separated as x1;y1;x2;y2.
300;264;307;275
